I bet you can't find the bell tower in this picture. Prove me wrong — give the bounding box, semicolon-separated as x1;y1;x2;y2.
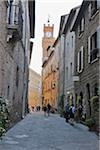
42;20;55;63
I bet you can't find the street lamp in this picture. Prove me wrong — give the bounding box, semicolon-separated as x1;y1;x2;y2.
67;91;70;95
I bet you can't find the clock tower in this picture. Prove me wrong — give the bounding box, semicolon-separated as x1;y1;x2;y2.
42;22;55;63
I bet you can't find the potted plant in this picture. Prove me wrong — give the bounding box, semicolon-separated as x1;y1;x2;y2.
0;97;9;139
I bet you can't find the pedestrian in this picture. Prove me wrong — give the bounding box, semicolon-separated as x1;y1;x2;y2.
43;105;47;116
69;104;75;125
78;102;83;121
65;104;70;122
47;103;51;116
32;106;34;112
38;106;41;111
82;104;86;121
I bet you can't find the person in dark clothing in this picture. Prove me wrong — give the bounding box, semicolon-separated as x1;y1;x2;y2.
47;103;51;116
69;104;75;125
43;105;47;116
65;104;70;122
38;106;41;111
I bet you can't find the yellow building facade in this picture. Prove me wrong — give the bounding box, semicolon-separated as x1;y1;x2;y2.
28;69;42;111
42;23;59;109
42;50;58;108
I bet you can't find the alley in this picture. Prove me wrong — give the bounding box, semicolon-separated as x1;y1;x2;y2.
0;112;99;150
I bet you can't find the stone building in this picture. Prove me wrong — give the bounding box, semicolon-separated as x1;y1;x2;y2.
42;22;55;106
42;23;55;63
42;39;59;109
62;6;80;107
53;38;60;108
28;69;42;112
72;0;100;119
57;14;69;110
0;0;35;126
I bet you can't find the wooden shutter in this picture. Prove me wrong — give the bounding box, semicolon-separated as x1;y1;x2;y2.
7;0;10;24
88;3;91;19
88;36;91;63
81;18;84;32
81;46;84;70
77;52;79;72
10;1;15;24
97;26;100;57
78;24;80;36
97;26;100;49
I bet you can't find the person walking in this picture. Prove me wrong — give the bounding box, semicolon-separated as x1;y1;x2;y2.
43;105;47;116
47;103;51;116
69;104;75;125
65;104;70;122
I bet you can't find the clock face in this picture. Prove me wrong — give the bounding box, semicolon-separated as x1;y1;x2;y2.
45;32;52;37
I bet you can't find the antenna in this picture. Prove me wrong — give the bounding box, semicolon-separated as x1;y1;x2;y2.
47;14;50;24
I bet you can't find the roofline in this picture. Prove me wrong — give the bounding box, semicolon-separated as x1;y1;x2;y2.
42;50;54;68
52;37;59;47
58;14;69;37
63;5;80;34
29;68;41;77
72;1;90;31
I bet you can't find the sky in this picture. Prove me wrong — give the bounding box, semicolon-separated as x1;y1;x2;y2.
30;0;83;75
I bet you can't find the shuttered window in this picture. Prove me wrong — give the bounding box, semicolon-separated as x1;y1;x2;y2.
7;0;19;25
88;36;91;63
77;46;84;73
79;18;85;36
88;30;99;63
88;1;97;18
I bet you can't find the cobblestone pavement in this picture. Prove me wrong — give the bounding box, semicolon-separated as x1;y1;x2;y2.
0;112;99;150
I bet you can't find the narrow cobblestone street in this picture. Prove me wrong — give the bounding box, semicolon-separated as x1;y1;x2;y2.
0;112;99;150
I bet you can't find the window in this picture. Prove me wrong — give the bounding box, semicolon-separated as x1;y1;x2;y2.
77;46;84;73
72;36;73;48
66;67;68;80
7;85;10;98
79;18;85;35
90;32;98;61
7;0;19;25
16;66;19;87
88;32;98;63
91;1;97;16
70;63;72;76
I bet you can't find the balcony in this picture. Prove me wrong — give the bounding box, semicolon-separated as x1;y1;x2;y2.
7;2;23;41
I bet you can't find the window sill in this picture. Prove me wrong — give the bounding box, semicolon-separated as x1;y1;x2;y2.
78;32;84;39
90;58;98;64
78;69;83;74
89;10;99;21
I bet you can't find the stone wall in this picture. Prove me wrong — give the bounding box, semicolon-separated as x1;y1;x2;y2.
0;1;30;127
74;4;100;118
